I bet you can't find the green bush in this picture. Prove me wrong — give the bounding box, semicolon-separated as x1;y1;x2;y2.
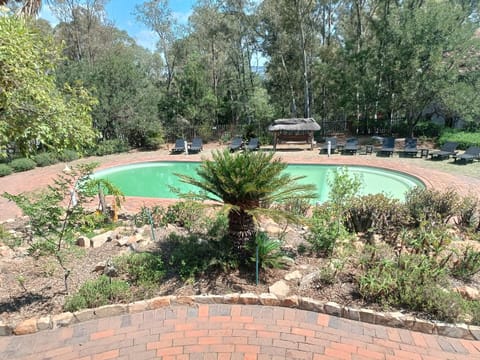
405;187;459;226
64;275;131;312
9;158;36;172
278;198;311;217
88;139;130;156
455;196;479;230
163;201;205;232
438;130;480;150
114;252;165;286
399;222;453;256
33;152;58;167
306;205;351;256
143;136;163;150
451;247;480;281
346;194;407;242
248;232;291;270
413;121;442;138
0;164;13;177
57;149;79;162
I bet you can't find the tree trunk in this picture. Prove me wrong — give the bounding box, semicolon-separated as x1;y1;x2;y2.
228;209;256;263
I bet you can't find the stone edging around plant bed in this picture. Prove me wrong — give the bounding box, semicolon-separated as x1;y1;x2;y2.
1;293;479;340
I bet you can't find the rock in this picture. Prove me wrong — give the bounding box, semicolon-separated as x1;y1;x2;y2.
264;223;285;235
269;280;290;298
116;237;130;247
77;237;90;247
90;231;113;248
36;316;52;331
52;313;74;328
93;262;106;273
239;293;259;305
284;270;302;281
259;293;280;306
0;322;13;336
300;271;319;289
94;304;126;318
454;286;480;301
13;318;37;335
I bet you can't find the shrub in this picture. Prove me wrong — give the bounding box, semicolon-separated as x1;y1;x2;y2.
142;136;163;151
404;187;459;226
306;205;351;256
64;275;131;312
413;121;442;138
0;164;13;177
455;196;479;230
439;130;480;150
9;158;36;172
33;152;58;167
114;252;165;286
248;232;291;270
346;194;407;242
451;247;480;281
399;222;453;256
133;206;165;228
57;149;79;162
278;198;311;217
88;140;130;156
163;201;205;232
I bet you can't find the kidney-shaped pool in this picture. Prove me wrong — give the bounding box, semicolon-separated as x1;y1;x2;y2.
92;162;424;202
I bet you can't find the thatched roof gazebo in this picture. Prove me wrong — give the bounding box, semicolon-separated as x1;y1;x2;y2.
268;118;321;150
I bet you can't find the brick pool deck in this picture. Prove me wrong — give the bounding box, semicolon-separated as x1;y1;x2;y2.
1;144;480;359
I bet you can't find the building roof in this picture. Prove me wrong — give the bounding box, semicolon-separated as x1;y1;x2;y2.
268;118;321;132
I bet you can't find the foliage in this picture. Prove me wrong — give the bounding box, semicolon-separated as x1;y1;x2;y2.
88;140;130;157
413;121;442;138
2;163;123;293
133;205;165;228
450;247;480;281
399;222;453;256
64;275;131;312
307;205;351;257
327;167;362;216
0;164;13;177
114;252;165;286
33;152;59;167
455;196;480;230
346;194;407;242
57;149;79;162
276;198;311;217
176;149;316;263
248;232;291;270
438;130;480;150
404;187;459;226
0;15;97;158
163;201;205;232
9;158;36;172
164;233;236;281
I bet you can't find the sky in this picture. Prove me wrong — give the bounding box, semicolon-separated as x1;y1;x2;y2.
40;0;197;51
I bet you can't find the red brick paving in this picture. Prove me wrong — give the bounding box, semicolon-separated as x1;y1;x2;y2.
1;145;480;359
0;305;479;360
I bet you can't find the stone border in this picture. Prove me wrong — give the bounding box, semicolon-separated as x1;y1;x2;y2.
2;293;479;340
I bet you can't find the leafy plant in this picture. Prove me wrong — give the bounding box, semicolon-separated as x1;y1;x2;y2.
399;221;453;256
9;158;36;172
451;247;480;281
114;252;165;286
0;164;12;177
133;205;164;228
64;275;131;312
249;232;291;270
33;152;58;167
455;196;479;230
404;187;459;226
57;149;79;162
163;200;205;231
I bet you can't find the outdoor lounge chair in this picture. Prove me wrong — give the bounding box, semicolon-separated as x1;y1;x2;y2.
378;137;395;157
429;141;458;160
399;138;418;157
171;138;187;154
453;146;480;164
189;137;203;153
229;136;244;152
320;137;337;154
246;137;260;151
342;137;359;155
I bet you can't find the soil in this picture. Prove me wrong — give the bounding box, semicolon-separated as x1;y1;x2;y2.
1;212;479;329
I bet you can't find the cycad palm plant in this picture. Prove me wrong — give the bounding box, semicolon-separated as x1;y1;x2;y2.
176;149;316;263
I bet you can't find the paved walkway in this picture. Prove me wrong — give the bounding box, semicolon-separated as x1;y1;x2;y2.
1;304;479;360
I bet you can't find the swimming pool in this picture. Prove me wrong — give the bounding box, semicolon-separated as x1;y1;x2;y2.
92;162;424;202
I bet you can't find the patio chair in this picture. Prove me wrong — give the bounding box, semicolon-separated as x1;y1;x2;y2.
171;138;187;154
246;137;260;151
229;136;244;152
452;146;480;164
429;141;458;160
378;137;395;157
399;138;419;157
341;137;359;155
189;137;203;153
320;137;337;154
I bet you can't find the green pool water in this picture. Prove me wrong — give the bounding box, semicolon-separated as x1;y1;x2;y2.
92;162;424;202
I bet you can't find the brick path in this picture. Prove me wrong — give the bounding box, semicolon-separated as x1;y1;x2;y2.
1;304;479;360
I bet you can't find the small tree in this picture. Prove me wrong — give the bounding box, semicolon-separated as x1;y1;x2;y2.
176;149;317;263
3;163;124;293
